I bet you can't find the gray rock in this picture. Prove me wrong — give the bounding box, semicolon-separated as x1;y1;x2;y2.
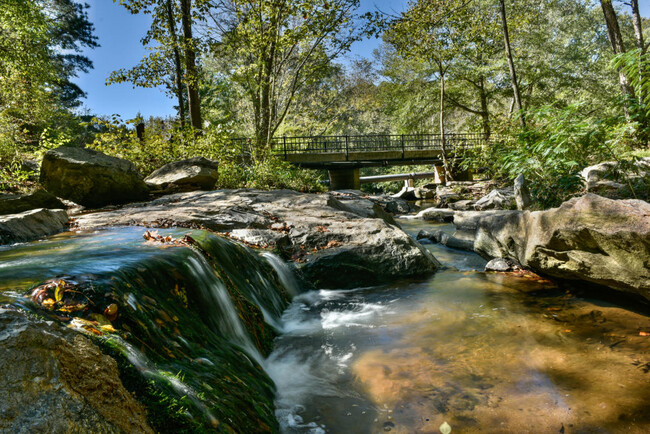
581;157;650;192
0;308;152;433
416;229;474;251
448;199;476;211
474;188;515;210
74;189;440;289
145;156;219;192
414;187;435;200
40;146;149;208
472;194;650;300
0;208;68;244
20;159;39;173
0;189;65;216
391;186;417;201
485;257;522;272
514;174;532;210
408;207;455;222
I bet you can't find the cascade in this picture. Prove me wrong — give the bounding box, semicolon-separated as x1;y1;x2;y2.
0;227;300;432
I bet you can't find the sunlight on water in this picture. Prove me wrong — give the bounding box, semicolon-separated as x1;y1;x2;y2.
268;220;650;433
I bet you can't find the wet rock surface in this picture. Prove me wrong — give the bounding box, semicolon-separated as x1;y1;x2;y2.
0;189;65;216
407;194;650;300
0;208;68;245
40;146;149;208
73;189;440;288
473;194;650;299
0;308;152;434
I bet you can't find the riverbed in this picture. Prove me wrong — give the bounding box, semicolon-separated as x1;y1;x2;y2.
268;218;650;433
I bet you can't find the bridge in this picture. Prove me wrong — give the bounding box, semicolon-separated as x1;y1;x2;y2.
231;132;488;190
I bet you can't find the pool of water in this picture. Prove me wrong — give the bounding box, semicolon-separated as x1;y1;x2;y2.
268;219;650;433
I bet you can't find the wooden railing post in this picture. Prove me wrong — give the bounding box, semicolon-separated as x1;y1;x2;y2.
345;135;349;161
401;134;405;159
283;136;287;159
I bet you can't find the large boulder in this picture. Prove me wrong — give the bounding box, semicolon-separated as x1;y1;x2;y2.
145;157;219;192
0;190;65;216
40;146;149;208
473;194;650;300
73;189;440;289
0;308;152;433
0;208;68;244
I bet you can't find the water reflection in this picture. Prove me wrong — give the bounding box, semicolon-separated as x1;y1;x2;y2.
269;221;650;433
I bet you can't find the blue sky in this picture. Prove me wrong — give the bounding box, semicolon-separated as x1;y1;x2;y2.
74;0;649;120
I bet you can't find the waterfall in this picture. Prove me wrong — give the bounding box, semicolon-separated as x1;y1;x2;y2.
186;253;264;364
263;252;301;298
0;227;296;432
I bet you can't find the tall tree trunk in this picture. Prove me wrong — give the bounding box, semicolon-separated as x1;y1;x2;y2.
479;76;490;139
165;0;185;128
600;0;636;102
498;0;525;129
630;0;645;103
439;67;453;182
179;0;202;131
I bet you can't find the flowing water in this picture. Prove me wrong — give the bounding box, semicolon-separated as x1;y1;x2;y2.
267;218;650;433
1;219;650;433
0;227;289;432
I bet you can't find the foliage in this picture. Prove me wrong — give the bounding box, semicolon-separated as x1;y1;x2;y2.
206;0;363;152
0;0;97;145
89;115;325;192
464;103;637;207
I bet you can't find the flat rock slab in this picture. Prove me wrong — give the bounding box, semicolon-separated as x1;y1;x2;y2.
0;190;65;216
0;208;68;245
74;189;440;289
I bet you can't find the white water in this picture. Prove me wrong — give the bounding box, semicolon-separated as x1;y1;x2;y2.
186;254;264;365
263;252;302;298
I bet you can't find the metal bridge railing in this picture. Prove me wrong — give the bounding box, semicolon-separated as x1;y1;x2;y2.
229;132;489;160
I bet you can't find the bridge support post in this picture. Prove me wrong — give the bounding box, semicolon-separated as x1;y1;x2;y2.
328;168;360;190
434;166;446;184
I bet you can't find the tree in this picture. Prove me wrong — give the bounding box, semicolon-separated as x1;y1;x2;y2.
629;0;646;104
498;0;525;129
600;0;635;102
206;0;362;156
385;0;483;180
0;0;97;145
110;0;204;130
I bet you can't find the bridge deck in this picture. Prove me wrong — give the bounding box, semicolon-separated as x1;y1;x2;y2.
231;132;487;167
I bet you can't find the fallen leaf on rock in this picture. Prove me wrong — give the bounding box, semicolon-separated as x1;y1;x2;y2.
640;331;649;337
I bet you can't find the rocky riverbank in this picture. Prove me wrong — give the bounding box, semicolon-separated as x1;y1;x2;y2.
409;193;650;302
71;189;439;289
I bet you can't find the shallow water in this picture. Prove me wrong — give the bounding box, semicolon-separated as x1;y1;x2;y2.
268;219;650;433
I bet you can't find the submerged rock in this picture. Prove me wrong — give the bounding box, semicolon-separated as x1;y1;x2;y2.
40;146;149;208
145;156;219;193
0;189;65;216
74;189;440;288
0;208;68;244
473;194;650;300
485;257;522;272
0;308;152;433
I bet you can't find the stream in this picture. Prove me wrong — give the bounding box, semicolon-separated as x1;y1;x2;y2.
0;219;649;433
267;218;650;433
